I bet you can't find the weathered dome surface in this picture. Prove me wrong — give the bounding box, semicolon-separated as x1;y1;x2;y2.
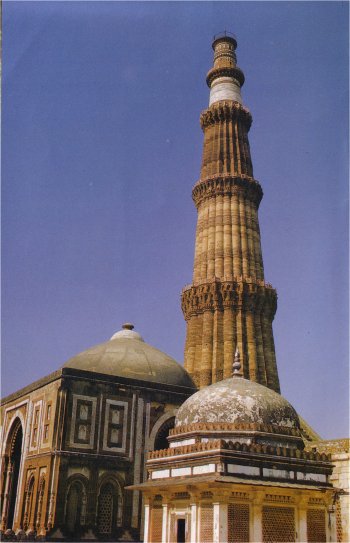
63;324;195;389
176;376;300;430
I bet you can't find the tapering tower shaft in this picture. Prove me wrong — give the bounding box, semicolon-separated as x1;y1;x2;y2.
182;35;280;392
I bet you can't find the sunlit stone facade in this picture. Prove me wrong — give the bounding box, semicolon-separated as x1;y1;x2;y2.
0;325;196;541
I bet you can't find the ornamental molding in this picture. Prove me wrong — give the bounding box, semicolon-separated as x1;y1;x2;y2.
181;278;277;320
200;100;252;129
169;422;300;439
206;66;245;87
192;175;263;208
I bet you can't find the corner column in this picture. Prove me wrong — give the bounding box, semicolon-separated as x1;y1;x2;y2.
251;492;263;543
143;498;151;543
162;500;169;543
213;501;228;543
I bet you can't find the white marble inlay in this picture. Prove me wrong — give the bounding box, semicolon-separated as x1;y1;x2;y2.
170;439;195;448
192;464;216;475
297;472;327;483
228;464;260;476
152;469;170;479
263;468;294;479
209;77;242;106
171;467;191;477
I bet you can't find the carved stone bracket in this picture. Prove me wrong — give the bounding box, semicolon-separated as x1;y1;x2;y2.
181;278;277;320
200;100;252;130
206;66;245;88
192;175;263;208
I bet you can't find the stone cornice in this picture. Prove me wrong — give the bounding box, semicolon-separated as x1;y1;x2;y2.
206;66;245;88
181;278;277;320
200;100;252;130
148;439;332;463
192;174;263;208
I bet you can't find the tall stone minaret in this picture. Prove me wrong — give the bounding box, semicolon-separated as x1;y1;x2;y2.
181;34;280;392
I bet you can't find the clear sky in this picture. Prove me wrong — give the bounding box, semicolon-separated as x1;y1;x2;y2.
2;1;348;439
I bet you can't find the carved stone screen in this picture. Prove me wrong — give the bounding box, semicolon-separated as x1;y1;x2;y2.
150;507;163;543
228;503;250;542
98;483;114;534
262;506;295;542
200;504;213;543
307;508;326;542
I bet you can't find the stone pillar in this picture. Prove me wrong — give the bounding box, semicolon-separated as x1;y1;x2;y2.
326;505;337;542
143;501;150;543
213;502;228;543
251;493;263;543
162;502;169;543
296;498;308;543
190;503;198;543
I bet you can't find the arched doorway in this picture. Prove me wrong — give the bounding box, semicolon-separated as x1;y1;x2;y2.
1;418;23;530
153;417;175;451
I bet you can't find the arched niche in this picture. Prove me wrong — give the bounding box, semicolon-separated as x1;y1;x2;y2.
97;475;123;535
1;417;24;531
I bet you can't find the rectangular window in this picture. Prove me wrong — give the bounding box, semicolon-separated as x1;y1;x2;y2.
46;404;51;420
69;394;97;449
34;408;39;425
43;424;49;441
31;406;41;446
74;400;93;444
107;405;125;447
102;400;128;452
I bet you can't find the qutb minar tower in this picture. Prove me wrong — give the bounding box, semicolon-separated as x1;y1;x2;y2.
182;34;280;392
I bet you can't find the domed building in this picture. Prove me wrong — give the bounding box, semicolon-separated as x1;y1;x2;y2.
132;352;337;543
0;324;196;540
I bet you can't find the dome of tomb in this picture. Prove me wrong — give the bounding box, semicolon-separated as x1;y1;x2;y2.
63;323;196;389
173;351;303;448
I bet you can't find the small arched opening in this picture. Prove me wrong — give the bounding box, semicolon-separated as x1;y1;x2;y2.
153;416;175;451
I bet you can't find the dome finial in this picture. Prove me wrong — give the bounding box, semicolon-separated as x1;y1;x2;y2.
122;323;134;330
232;348;243;377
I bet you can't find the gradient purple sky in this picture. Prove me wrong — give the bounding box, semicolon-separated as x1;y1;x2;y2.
2;1;348;439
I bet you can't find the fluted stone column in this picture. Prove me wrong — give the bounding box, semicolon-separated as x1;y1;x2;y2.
181;34;280;393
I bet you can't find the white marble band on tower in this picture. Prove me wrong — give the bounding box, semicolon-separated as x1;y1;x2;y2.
209;76;242;106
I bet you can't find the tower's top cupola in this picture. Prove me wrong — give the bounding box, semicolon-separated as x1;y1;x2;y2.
207;32;245;106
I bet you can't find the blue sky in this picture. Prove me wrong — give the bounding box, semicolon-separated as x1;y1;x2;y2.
2;1;348;439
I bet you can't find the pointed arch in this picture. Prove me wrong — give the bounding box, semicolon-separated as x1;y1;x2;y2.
64;475;88;536
97;475;123;535
148;409;178;452
22;474;35;531
0;417;24;531
33;474;46;533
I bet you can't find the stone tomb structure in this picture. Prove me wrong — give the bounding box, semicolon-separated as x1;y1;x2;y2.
0;324;196;540
132;353;339;543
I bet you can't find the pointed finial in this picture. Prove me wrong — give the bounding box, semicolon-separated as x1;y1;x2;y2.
232;348;243;377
